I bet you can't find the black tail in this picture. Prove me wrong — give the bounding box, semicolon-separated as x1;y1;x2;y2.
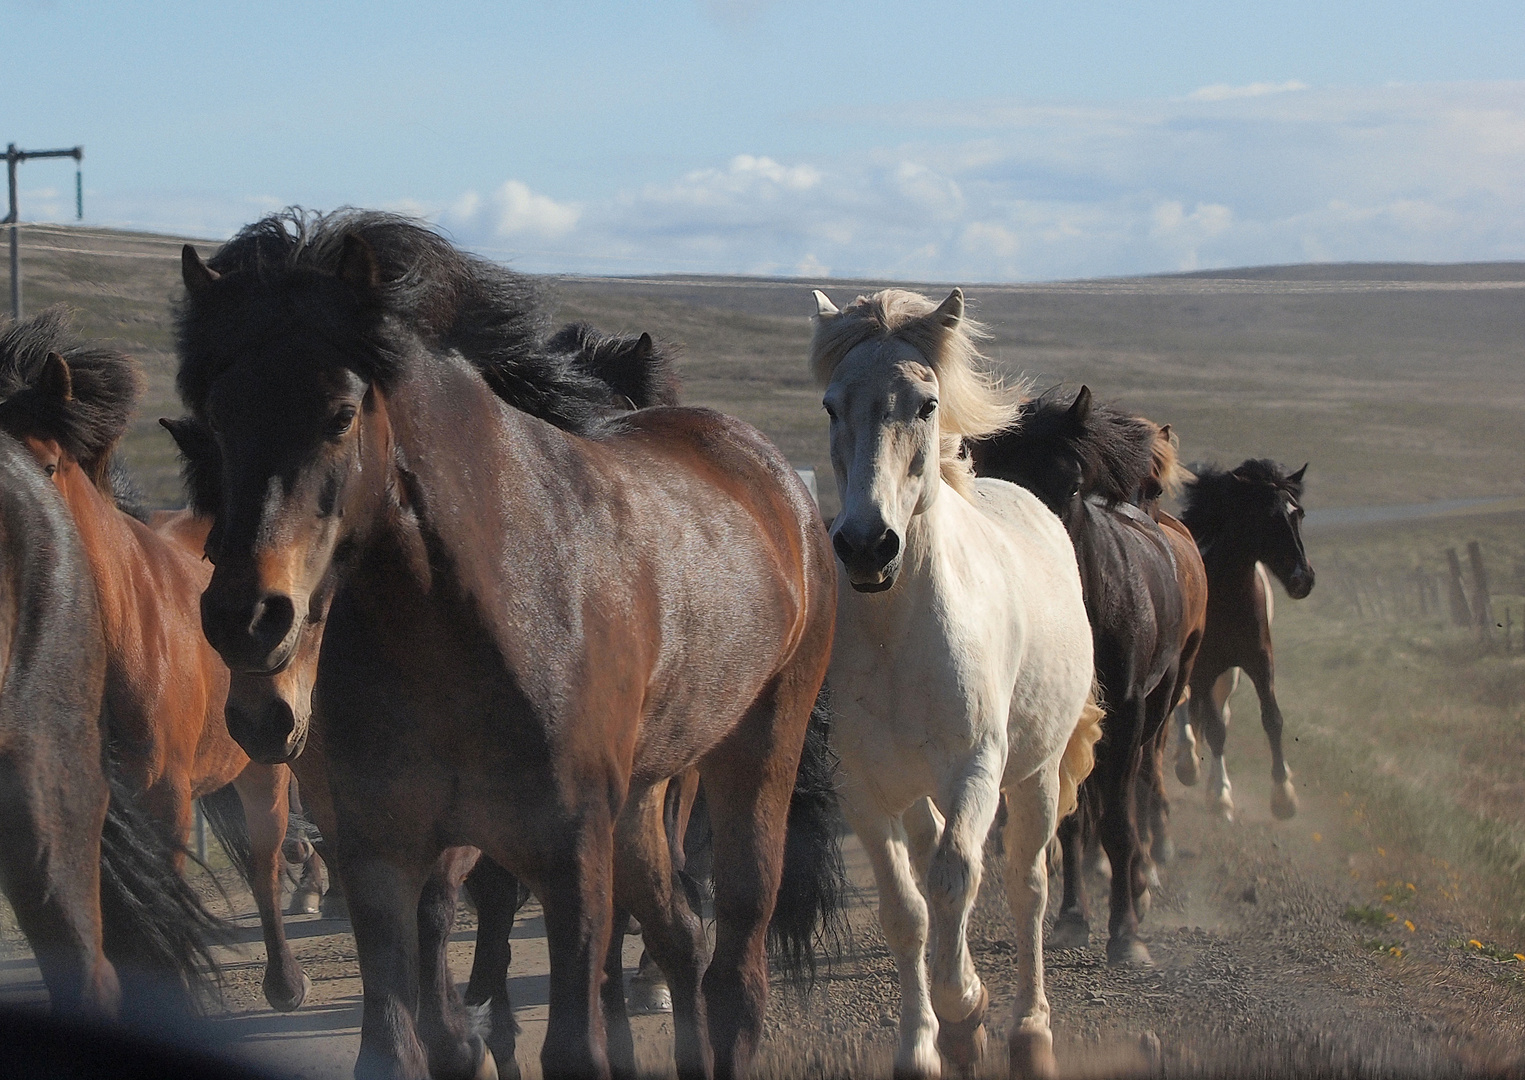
198;783;254;886
767;682;849;985
98;762;226;1016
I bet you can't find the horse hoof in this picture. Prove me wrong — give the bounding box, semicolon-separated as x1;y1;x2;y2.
1008;1028;1058;1080
1271;778;1298;820
288;888;322;916
1048;911;1090;949
935;986;988;1073
626;975;672;1015
1106;937;1154;967
265;971;311;1013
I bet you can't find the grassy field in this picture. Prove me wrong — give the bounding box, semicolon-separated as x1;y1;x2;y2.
8;222;1525;515
7;220;1525;943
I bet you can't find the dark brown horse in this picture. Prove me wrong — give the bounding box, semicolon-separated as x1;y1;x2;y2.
969;386;1204;966
170;209;837;1080
0;307;309;1013
0;423;220;1022
1174;459;1314;822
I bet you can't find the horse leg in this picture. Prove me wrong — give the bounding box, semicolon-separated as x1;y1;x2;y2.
1246;660;1297;819
536;810;616;1080
599;897;638;1080
1047;802;1089;949
698;674;818;1080
1099;705;1151;967
416;847;498;1080
231;763;311;1012
463;857;525;1080
1001;768;1061;1080
841;798;937;1078
612;782;710;1080
1172;695;1200;785
0;768;119;1017
1134;677;1180;911
1191;675;1234;820
343;849;434;1080
924;752;1002;1076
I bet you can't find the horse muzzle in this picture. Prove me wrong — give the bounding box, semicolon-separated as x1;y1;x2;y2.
225;689;310;765
1286;566;1315;600
833;520;903;592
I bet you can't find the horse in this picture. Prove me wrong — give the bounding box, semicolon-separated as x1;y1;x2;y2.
0;424;221;1023
1172;460;1314;821
172;315;691;1078
812;287;1101;1079
0;307;313;1014
170;208;839;1080
968;385;1204;967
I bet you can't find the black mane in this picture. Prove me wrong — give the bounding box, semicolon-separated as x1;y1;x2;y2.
177;208;634;433
543;322;682;408
0;306;142;484
970;387;1159;506
1180;459;1305;545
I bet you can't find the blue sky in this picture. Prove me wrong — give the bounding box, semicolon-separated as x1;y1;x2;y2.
5;0;1525;280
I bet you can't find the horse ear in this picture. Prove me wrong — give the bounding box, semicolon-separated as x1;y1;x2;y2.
812;290;839;317
40;352;73;403
337;234;381;292
933;288;964;328
1289;463;1308;484
1159;423;1173;442
160;416;206;458
1068;385;1092;424
634;332;653;361
181;244;220;298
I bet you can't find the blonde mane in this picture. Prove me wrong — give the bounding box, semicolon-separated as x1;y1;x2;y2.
1146;421;1194;501
810;288;1027;497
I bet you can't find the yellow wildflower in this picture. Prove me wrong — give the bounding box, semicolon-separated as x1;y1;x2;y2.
1312;832;1323;843
1406;883;1416;892
1469;939;1484;949
1378;847;1386;857
1389;946;1403;958
1404;921;1415;933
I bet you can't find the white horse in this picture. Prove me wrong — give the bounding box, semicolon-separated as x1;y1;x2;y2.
812;287;1102;1079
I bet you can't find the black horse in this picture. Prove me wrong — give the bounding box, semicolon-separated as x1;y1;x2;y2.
969;386;1202;966
0;425;221;1023
1174;459;1314;822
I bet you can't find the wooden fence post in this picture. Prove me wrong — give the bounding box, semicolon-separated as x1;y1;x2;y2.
1467;540;1494;644
1446;548;1473;628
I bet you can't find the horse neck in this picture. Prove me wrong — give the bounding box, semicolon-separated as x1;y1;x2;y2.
55;461;157;650
1199;527;1260;591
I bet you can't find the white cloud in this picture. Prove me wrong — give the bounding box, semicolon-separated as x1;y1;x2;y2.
1187;80;1309;102
449;180;580;240
39;80;1525;283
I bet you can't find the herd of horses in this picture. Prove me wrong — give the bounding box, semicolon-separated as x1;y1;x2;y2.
0;208;1315;1080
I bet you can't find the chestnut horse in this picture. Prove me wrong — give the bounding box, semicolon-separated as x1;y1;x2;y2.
969;386;1204;966
0;423;221;1021
1173;460;1314;821
171;209;837;1080
0;307;309;1013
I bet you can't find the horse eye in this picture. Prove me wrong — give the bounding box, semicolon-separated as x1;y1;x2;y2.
917;399;938;420
44;463;57;477
823;403;837;420
328;406;358;438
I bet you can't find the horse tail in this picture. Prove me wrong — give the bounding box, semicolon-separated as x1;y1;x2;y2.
198;783;254;887
768;682;849;985
98;760;226;1015
1058;682;1105;820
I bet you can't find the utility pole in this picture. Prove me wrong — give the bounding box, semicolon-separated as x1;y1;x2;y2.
6;143;84;320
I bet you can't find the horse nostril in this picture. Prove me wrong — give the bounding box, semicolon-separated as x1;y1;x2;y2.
873;530;900;564
832;531;858;565
249;593;296;653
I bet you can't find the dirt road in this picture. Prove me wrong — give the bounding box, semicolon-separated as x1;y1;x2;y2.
3;733;1523;1078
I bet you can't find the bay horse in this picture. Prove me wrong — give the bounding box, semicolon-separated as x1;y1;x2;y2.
174;317;691;1078
968;386;1205;967
1172;460;1314;821
172;209;838;1080
0;307;312;1014
0;423;220;1022
813;287;1101;1079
